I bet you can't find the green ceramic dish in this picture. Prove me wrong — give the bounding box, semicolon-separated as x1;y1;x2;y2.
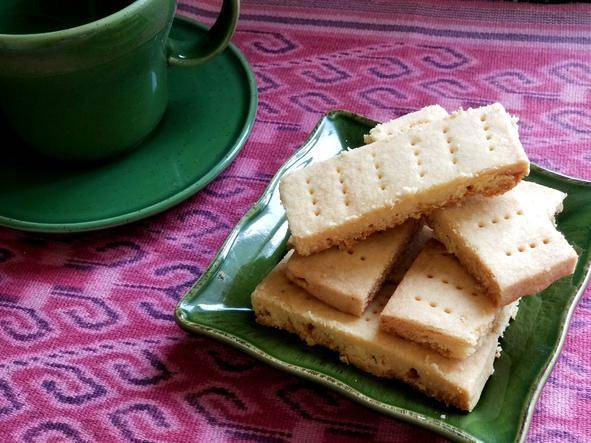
175;110;591;443
0;16;257;233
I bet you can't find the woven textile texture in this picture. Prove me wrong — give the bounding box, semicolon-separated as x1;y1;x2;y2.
1;0;590;441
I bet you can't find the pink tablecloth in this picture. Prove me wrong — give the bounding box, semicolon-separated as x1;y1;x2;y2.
1;1;590;441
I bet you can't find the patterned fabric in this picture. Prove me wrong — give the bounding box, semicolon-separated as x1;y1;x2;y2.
1;1;590;441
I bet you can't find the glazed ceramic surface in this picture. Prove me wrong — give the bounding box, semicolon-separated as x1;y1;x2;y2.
176;110;591;443
0;0;238;161
0;17;257;232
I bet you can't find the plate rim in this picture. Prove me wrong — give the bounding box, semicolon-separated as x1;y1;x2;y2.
175;109;591;443
0;16;258;234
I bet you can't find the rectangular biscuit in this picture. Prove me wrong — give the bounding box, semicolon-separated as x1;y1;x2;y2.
517;181;566;220
380;240;511;359
429;181;578;306
363;105;449;143
280;103;530;256
252;255;518;411
286;220;419;316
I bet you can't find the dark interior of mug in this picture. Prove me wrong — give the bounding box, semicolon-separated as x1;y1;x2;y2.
0;0;135;34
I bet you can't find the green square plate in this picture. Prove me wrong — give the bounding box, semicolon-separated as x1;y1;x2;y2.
175;111;591;443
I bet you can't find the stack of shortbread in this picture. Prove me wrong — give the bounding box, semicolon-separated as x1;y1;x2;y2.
252;104;578;411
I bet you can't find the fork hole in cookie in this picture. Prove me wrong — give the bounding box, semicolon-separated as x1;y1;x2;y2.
471;292;478;297
429;302;438;308
492;218;499;224
529;242;537;248
347;250;354;255
406;368;419;380
543;238;550;244
506;251;512;256
480;115;487;122
360;256;366;261
517;209;524;215
443;126;449;134
504;214;511;220
489;146;495;152
314;209;321;216
444;308;452;314
478;222;485;228
518;246;526;252
442;279;449;284
380;184;387;191
415;296;422;301
419;171;426;178
455;285;463;290
427;274;434;279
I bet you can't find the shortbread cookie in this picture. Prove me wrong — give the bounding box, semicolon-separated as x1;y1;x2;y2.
430;181;578;306
363;105;448;143
517;181;566;220
280;103;530;255
252;255;518;411
286;220;419;316
381;240;511;359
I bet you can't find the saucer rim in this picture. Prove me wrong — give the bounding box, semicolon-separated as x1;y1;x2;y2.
0;16;258;234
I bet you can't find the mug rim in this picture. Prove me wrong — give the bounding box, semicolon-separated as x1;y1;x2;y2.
0;0;152;42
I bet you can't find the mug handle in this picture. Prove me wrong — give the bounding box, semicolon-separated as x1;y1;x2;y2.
168;0;240;66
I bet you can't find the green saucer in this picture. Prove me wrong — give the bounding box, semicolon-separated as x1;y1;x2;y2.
0;16;257;233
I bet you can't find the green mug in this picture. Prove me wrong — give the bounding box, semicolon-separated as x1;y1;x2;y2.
0;0;239;162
